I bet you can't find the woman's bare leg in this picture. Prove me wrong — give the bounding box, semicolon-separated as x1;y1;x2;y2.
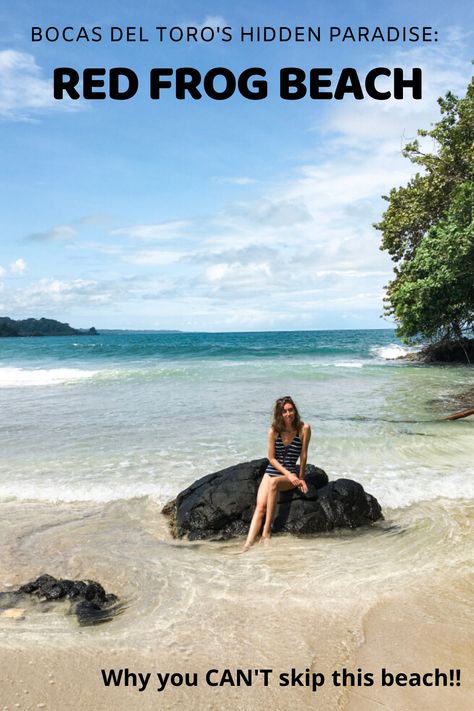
242;475;271;551
261;475;294;539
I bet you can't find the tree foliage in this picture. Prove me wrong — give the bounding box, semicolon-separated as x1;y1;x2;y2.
375;76;474;343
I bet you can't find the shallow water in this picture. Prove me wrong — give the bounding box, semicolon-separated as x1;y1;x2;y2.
1;497;472;662
1;329;473;655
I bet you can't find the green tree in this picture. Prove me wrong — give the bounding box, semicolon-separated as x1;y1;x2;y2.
375;76;474;343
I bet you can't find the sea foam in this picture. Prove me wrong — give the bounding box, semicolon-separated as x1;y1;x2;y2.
371;343;421;360
0;366;99;387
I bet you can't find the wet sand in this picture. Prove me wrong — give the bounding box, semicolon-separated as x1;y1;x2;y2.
1;579;473;710
0;591;474;711
1;497;473;710
347;584;473;710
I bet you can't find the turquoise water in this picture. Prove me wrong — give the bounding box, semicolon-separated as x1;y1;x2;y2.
1;328;473;507
0;328;405;366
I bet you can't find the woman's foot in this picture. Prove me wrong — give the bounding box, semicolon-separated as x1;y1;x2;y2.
238;543;251;554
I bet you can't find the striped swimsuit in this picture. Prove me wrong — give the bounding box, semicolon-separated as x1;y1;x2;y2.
265;431;302;477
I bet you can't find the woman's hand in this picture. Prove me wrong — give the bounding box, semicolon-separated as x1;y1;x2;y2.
298;479;309;494
290;476;308;494
289;475;308;494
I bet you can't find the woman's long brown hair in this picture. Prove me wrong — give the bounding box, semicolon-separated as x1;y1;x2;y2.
271;396;301;434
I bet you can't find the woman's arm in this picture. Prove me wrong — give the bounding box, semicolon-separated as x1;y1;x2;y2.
267;428;296;480
296;423;311;494
298;423;311;479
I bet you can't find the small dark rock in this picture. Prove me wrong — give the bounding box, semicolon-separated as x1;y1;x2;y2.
71;599;119;626
41;579;75;600
2;575;121;626
19;573;56;595
84;582;107;603
66;581;89;599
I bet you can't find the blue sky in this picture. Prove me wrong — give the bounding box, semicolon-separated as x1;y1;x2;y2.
0;1;472;331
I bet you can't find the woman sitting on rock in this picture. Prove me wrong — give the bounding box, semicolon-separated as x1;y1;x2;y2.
242;396;310;551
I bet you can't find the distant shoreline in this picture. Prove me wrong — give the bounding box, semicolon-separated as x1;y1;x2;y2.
0;317;98;338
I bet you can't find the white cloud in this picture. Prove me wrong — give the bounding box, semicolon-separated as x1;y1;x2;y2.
9;258;26;274
206;262;272;286
152;42;469;327
216;176;258;185
126;250;186;266
74;241;124;256
77;213;113;227
0;50;80;120
10;278;112;309
190;245;278;265
0;265;5;278
194;15;228;33
111;220;190;240
27;224;77;242
2;274;168;316
218;307;291;328
318;36;471;147
313;269;391;278
206;264;230;282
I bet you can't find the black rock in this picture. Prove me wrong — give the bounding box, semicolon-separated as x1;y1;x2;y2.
84;582;107;603
273;477;383;534
41;579;75;601
4;575;121;626
163;458;383;540
71;599;120;626
18;573;57;595
66;581;89;599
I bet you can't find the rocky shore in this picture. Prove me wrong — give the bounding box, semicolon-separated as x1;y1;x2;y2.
397;338;474;363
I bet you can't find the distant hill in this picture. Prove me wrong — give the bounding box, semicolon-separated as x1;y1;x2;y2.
0;317;98;337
